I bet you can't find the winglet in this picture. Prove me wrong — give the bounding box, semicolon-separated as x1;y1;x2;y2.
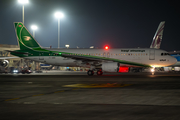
150;21;165;49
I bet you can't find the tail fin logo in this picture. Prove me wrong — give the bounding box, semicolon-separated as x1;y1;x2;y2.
150;21;165;49
14;22;41;50
23;36;31;41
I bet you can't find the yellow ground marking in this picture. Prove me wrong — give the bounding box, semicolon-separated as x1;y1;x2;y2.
5;98;20;101
32;94;44;97
63;84;132;88
54;90;65;93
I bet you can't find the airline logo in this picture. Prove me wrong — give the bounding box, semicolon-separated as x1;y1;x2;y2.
23;36;31;41
152;35;162;48
18;25;22;27
150;22;165;49
156;35;162;44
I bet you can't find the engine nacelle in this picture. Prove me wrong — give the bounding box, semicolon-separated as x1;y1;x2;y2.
102;62;119;72
0;60;9;67
102;62;129;73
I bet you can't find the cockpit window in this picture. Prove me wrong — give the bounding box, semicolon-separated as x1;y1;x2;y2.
161;53;170;56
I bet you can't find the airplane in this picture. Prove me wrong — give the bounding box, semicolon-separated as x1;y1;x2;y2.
0;22;177;75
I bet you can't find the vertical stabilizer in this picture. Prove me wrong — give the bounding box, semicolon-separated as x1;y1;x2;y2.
150;21;165;49
14;22;41;50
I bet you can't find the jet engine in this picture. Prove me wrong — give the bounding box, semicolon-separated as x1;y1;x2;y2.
0;60;9;67
102;62;129;73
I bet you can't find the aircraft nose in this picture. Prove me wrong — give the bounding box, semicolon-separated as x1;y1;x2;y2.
170;57;177;65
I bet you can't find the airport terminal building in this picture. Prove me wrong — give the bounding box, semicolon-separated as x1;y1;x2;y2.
0;44;37;71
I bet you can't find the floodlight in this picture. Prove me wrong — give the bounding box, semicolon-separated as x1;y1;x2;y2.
31;25;38;30
18;0;29;4
54;12;64;19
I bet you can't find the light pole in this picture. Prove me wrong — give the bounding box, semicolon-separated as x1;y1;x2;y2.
18;0;29;24
54;12;64;48
31;25;38;38
31;24;38;71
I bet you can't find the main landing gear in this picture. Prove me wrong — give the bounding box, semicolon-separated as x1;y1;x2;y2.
97;70;103;75
87;70;94;76
87;70;103;76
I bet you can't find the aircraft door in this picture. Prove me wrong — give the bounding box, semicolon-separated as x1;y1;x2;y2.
149;50;155;60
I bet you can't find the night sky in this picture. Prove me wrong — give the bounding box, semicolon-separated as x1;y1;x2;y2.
0;0;180;51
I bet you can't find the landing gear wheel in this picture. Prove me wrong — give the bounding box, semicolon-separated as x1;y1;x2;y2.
87;70;94;76
97;70;103;75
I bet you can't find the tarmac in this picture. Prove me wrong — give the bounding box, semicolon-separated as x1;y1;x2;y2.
0;71;180;119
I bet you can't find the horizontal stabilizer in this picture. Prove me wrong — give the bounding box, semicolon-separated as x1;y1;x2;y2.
5;50;30;55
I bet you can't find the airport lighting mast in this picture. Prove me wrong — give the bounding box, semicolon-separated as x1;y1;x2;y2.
54;12;64;48
18;0;29;24
31;25;38;38
31;25;38;71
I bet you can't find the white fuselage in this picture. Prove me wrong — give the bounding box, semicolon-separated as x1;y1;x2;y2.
26;48;177;67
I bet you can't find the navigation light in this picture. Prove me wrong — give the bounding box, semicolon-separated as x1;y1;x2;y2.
105;45;109;50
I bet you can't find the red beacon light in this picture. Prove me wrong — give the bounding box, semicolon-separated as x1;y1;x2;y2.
104;45;109;50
